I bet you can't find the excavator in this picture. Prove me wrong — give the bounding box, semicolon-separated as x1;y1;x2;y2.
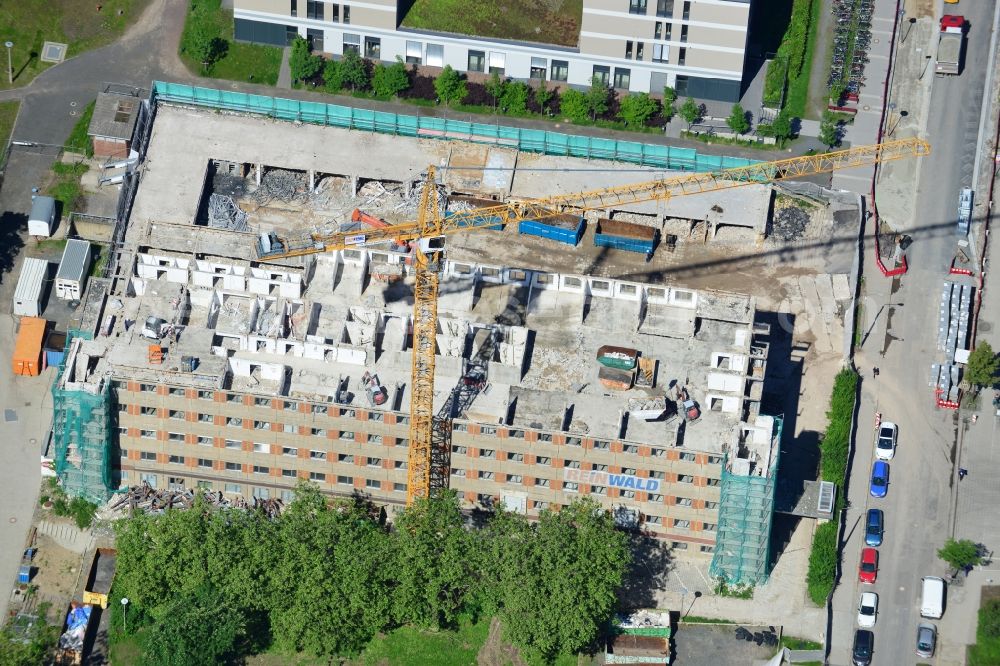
256;137;930;505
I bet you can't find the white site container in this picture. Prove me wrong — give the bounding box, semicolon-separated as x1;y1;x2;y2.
55;239;92;301
12;258;48;317
28;196;56;237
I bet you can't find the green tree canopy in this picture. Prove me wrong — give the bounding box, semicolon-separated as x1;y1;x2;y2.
499;500;631;662
819;110;840;148
726;103;750;135
680;97;702;127
434;65;467;106
966;341;1000;389
771;111;793;142
486;71;506;110
560;89;590;123
535;82;555;114
371;57;410;99
501;80;530;115
937;538;984;572
140;585;245;666
618;93;658;127
392;491;475;629
323;59;344;93
340;50;369;91
288;36;323;82
586;77;611;120
186;10;227;71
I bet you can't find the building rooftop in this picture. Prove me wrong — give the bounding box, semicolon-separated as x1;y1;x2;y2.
399;0;583;48
88;92;141;141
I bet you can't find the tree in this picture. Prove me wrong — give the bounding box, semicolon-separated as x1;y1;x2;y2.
186;12;227;72
501;80;529;115
771;110;793;143
726;103;751;135
140;586;246;666
560;88;590;123
323;59;344;93
340;50;369;91
499;500;631;662
586;76;610;120
680;97;702;127
392;491;476;629
434;65;467;106
966;341;1000;390
535;82;555;114
486;71;506;111
662;86;678;121
371;57;410;99
0;602;59;666
819;110;840;148
937;538;984;572
289;36;323;83
618;93;658;127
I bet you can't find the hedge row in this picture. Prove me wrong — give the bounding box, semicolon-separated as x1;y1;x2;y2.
762;0;815;107
805;367;859;606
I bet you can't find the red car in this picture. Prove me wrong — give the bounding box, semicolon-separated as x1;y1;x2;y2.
859;547;878;584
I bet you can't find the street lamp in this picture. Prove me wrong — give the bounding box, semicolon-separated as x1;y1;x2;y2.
120;597;129;634
901;17;917;44
4;42;12;86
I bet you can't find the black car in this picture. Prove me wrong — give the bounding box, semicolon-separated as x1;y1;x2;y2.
853;629;874;666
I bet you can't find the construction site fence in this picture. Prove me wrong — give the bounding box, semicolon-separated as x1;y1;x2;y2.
152;81;759;173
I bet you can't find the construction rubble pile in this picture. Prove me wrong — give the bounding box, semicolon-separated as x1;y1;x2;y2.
207;193;250;232
250;168;312;206
771;205;810;242
106;482;284;518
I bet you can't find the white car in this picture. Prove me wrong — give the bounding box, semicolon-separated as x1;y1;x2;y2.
858;591;878;628
876;422;897;461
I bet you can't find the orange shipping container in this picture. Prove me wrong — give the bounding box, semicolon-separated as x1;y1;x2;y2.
13;317;46;376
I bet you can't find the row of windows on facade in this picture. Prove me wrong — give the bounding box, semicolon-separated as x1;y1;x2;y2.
291;0;350;23
629;0;691;19
126;470;716;532
131;450;399;469
125;441;722;488
122;425;402;445
126;386;382;419
123;401;725;460
452;467;721;497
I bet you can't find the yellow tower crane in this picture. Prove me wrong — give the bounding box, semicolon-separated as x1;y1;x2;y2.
258;137;930;505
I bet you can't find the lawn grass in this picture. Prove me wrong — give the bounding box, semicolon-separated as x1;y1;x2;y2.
400;0;583;47
351;619;489;666
680;616;736;624
65;100;95;156
781;636;823;651
0;100;19;155
46;161;89;214
0;0;144;90
179;0;281;85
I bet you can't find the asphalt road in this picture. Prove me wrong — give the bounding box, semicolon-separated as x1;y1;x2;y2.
829;0;999;663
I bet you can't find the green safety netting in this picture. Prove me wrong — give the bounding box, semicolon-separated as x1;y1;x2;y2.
52;330;114;503
709;416;783;587
152;81;759;172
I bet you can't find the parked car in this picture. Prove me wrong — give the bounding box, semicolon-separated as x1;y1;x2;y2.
857;591;878;627
853;628;874;666
865;509;884;546
916;622;937;658
870;460;889;498
859;547;879;584
876;421;897;460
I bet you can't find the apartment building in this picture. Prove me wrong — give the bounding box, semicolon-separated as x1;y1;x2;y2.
52;99;779;568
233;0;753;100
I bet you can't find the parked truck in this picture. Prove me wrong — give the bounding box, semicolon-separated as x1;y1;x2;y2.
936;15;965;75
55;549;117;665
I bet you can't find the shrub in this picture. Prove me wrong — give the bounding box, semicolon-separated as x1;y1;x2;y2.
534;82;555;114
371;58;410;99
560;89;590;123
618;93;659;127
289;36;323;83
501;81;530;115
434;65;467;106
340;50;369;91
762;0;814;107
586;77;610;120
323;59;344;93
726;103;750;135
806;521;838;605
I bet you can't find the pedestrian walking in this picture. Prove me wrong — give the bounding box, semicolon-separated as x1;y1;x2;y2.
959;467;968;480
873;367;880;377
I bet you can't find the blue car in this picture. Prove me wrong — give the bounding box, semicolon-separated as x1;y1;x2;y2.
870;461;889;498
865;509;884;547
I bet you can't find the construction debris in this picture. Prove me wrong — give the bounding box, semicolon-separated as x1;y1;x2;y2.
207;193;250;231
771;205;810;242
250;168;311;206
106;482;284;518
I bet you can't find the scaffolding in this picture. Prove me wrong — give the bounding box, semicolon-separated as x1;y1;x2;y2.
52;331;115;504
709;416;783;586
